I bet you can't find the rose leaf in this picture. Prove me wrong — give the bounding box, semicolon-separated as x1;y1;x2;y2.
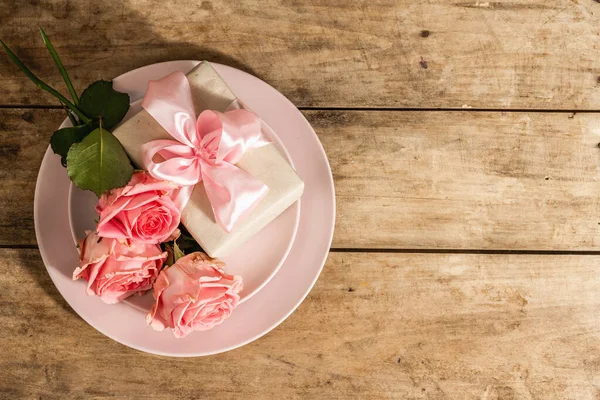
79;80;130;129
50;123;96;166
173;240;185;261
66;126;133;197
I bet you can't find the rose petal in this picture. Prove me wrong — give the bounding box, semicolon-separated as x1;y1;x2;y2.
146;252;242;337
74;231;166;304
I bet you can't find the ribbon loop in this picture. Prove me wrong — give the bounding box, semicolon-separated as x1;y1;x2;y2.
141;71;269;232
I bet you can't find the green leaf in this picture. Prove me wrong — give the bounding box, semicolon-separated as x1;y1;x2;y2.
79;80;129;130
173;240;185;261
39;27;79;105
66;126;133;197
162;243;175;267
50;123;95;165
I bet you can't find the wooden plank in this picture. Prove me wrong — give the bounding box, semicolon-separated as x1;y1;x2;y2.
2;249;600;399
317;110;600;250
3;108;600;250
0;109;50;246
1;0;600;109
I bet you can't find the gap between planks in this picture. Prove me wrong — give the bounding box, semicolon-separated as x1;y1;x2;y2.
4;243;600;256
1;105;600;113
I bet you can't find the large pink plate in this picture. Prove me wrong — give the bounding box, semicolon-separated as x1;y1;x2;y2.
34;61;335;356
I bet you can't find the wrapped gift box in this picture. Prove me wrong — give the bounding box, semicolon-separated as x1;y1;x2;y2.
113;62;304;257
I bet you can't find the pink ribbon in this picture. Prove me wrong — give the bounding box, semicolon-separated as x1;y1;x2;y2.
140;71;269;233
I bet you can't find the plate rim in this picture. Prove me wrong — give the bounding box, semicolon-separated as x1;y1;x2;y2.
34;60;336;356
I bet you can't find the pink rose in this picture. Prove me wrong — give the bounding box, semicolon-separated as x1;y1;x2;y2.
96;171;181;244
73;231;167;304
147;252;243;338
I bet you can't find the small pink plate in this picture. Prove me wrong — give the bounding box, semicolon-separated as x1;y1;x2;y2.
34;61;335;356
67;97;300;305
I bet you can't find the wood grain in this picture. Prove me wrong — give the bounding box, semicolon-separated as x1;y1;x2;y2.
0;109;49;246
2;249;600;399
1;0;600;109
3;108;600;250
320;109;600;250
3;2;600;399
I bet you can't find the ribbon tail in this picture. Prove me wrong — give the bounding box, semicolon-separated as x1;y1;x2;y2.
201;162;269;233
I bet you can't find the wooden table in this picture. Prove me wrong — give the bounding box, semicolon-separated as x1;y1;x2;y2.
2;1;600;398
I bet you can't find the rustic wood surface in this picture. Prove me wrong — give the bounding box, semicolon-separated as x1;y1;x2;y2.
4;250;600;400
1;0;600;399
1;0;600;108
3;108;600;250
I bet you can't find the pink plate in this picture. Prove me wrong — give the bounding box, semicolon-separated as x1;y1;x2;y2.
34;61;335;356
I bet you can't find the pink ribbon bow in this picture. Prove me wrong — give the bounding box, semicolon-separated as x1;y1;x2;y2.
140;71;269;233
